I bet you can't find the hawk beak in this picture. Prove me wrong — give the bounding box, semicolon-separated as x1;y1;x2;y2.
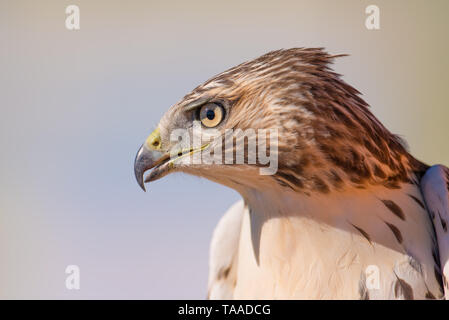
134;128;210;191
134;128;168;192
134;144;164;191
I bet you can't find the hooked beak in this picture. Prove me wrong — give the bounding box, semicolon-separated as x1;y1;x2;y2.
134;128;170;191
134;127;210;191
134;144;166;191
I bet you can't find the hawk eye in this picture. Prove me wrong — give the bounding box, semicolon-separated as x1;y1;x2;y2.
199;103;225;128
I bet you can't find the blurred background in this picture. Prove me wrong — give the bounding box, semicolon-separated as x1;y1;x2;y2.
0;0;448;299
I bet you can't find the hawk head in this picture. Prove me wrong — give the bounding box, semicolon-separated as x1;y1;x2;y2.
134;48;426;195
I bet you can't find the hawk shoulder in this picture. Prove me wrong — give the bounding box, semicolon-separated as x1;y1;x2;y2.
421;164;449;298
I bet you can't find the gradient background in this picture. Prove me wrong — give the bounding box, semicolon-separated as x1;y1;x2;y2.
0;0;448;299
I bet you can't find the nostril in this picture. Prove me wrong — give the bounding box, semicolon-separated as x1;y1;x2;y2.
145;128;162;150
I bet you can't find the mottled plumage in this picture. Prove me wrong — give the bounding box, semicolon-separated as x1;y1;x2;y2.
134;48;449;299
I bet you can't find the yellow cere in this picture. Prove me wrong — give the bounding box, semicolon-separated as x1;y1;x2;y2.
145;127;162;150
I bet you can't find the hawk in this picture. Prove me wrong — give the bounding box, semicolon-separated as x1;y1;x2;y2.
134;48;449;299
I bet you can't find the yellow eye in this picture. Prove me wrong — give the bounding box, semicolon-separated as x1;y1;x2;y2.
199;103;225;128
